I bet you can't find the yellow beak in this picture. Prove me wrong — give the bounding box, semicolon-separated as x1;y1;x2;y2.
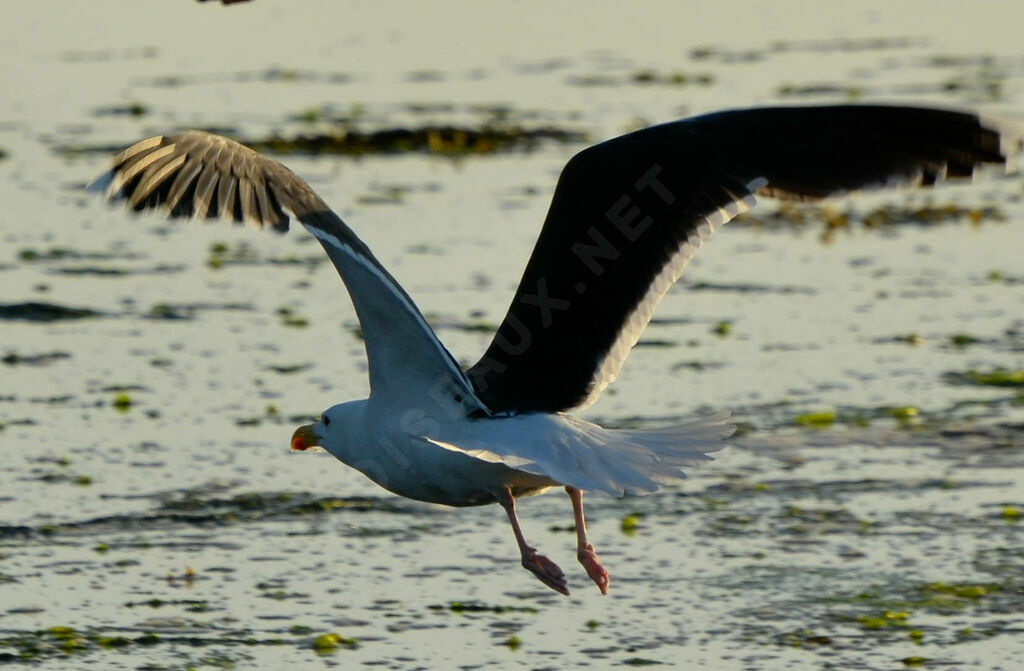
290;424;321;451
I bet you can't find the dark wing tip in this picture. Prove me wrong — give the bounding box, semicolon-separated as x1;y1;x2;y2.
91;130;292;233
711;105;1020;202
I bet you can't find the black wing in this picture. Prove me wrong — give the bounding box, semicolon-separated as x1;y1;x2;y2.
467;105;1016;414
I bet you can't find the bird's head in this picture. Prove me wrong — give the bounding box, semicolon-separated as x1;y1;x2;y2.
290;402;364;454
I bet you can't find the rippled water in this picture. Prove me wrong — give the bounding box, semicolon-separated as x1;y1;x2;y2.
1;1;1022;669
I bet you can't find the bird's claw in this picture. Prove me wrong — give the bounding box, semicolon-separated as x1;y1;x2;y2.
577;543;610;595
522;548;569;596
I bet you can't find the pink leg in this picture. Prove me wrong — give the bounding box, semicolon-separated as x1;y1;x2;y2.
566;486;610;595
498;487;569;596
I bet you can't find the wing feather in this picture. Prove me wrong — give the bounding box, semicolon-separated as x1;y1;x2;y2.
468;105;1017;413
90;130;487;416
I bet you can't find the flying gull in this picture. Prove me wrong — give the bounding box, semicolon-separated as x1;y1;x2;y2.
91;105;1019;595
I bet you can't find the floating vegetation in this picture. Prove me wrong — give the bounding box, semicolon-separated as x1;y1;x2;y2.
948;333;986;348
732;201;1007;240
0;627;162;662
112;393;133;411
311;633;357;652
0;302;102;322
277;306;309;328
622;658;663;666
246;123;586;157
793;410;837;428
1;351;70;366
843;579;1014;625
857;609;910;630
137;66;350;88
51;264;183;276
60;120;586;159
689;281;816;295
569;69;714;87
620;513;642;534
429;601;538;615
92;102;149;117
357;185;407;205
888;406;919;423
234;404;288;427
985;269;1024;285
0;625;293;664
635;339;676;348
35;470;95;486
17;247;143;263
265;363;313;375
690;36;923;63
944;368;1024;388
712;321;732;337
206;240;325;269
777;83;864;99
672;360;725;372
145;301;254;320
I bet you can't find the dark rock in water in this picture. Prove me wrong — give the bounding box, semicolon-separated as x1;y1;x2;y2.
0;302;102;322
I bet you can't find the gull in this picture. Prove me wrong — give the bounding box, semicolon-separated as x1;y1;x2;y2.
91;105;1018;595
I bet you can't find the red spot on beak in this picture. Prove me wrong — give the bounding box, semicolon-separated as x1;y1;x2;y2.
290;424;319;452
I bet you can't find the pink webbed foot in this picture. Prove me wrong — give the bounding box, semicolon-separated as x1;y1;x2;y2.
577;542;610;595
522;547;569;595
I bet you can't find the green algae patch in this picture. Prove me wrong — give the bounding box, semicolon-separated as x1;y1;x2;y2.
248;123;585;157
16;247;143;263
112;393;133;412
920;581;998;603
431;601;538;615
146;301;254;321
902;656;929;667
0;627;165;662
961;368;1024;388
950;333;984;348
794;410;836;428
312;632;357;652
888;406;918;420
857;610;910;630
277;306;309;328
621;514;641;534
732;201;1007;238
891;333;925;346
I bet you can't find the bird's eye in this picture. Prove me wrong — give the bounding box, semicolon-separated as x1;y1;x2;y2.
322;415;331;427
